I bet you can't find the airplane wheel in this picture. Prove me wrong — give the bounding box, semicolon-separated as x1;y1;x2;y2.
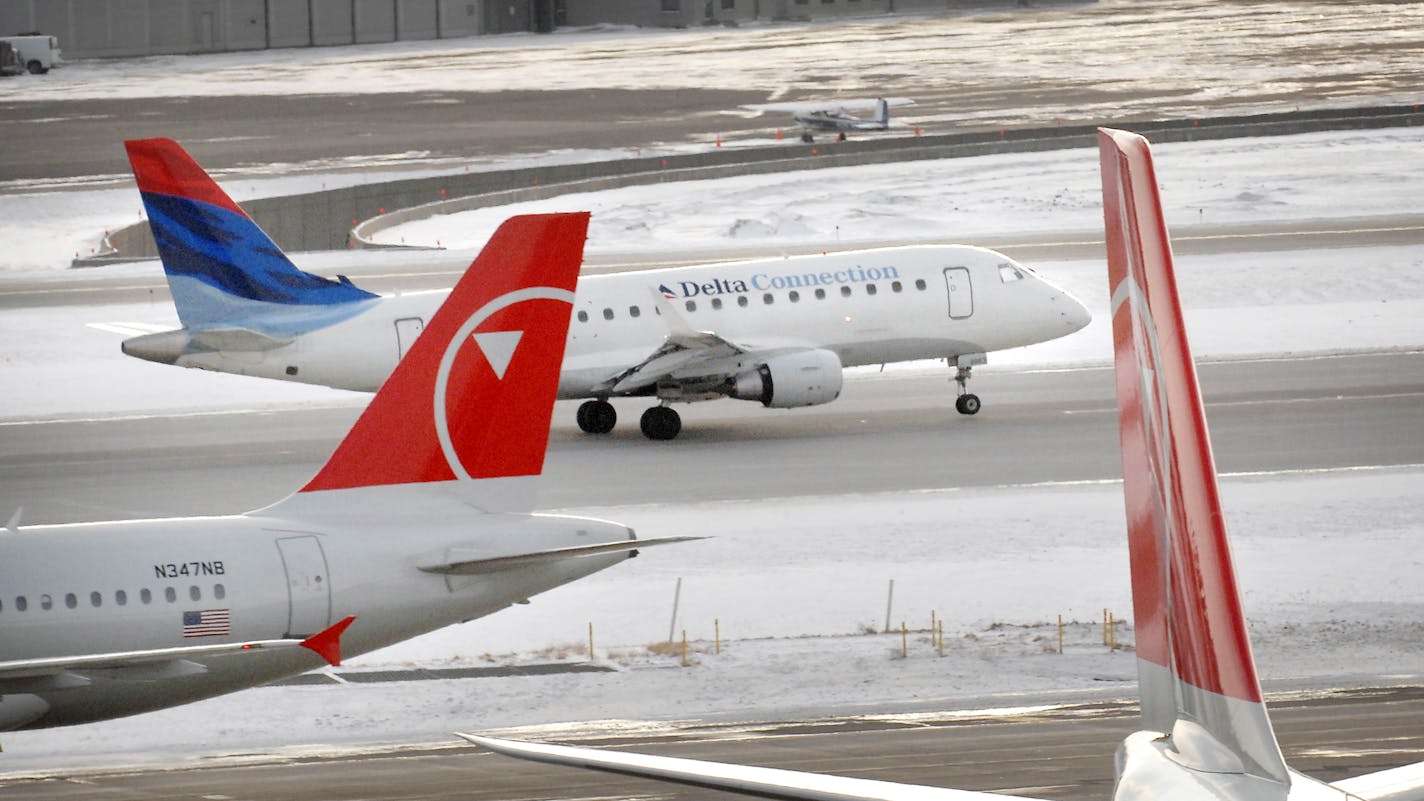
640;406;682;440
577;400;617;434
801;133;814;143
955;394;982;415
837;132;847;141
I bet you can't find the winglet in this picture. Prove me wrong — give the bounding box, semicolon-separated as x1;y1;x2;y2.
1099;128;1288;785
123;138;376;330
300;615;357;666
5;506;19;533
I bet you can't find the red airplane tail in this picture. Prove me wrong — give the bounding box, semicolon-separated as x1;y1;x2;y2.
1099;128;1289;785
261;212;588;517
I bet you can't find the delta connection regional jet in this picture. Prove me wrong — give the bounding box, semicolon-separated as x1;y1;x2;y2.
119;138;1091;440
0;213;686;732
451;130;1424;801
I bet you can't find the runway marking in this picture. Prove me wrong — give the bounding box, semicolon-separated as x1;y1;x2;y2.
549;464;1424;515
996;785;1078;795
0;282;166;298
1063;390;1424;415
0;403;363;428
87;321;172;336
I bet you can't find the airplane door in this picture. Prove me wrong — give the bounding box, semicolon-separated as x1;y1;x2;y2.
943;267;973;319
395;317;424;360
274;535;331;637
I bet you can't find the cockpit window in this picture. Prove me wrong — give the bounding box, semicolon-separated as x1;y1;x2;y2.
999;264;1026;283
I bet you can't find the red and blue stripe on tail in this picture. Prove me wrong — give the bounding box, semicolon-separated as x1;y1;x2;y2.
125;138;376;331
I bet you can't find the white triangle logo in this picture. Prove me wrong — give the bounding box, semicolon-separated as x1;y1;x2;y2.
472;330;523;380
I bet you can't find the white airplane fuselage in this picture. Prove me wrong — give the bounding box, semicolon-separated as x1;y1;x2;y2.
0;505;631;730
154;246;1089;398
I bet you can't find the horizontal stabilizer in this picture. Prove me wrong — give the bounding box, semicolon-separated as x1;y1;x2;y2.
419;536;700;576
457;734;1031;801
300;615;356;666
0;638;311;682
190;326;294;352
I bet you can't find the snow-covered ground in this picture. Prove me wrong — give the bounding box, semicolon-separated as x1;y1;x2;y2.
0;130;1421;773
8;1;1420;116
1;468;1421;774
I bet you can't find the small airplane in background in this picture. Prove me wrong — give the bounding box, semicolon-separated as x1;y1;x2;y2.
119;138;1090;440
740;97;914;142
451;131;1424;801
0;212;686;732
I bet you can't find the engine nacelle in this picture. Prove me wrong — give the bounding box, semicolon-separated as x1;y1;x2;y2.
729;349;843;408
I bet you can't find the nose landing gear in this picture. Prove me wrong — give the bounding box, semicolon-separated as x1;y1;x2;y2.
952;353;986;416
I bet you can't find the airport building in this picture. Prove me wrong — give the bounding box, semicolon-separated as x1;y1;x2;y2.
0;0;1029;59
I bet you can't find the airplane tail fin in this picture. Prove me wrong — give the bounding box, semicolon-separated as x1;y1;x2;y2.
1099;127;1289;786
259;212;589;518
876;97;890;126
124;138;377;331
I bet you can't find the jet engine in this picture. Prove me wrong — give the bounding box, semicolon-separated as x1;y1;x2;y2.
729;349;843;408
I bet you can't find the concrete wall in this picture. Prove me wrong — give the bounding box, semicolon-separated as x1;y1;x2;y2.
563;0;695;28
557;0;1017;27
268;0;313;47
439;0;481;37
0;0;495;57
86;106;1423;267
2;0;1092;57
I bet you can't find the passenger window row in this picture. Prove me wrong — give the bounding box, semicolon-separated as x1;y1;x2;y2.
575;278;930;323
1;584;227;613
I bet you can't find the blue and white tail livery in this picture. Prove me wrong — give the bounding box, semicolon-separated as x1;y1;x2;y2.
126;136;378;333
451;131;1424;801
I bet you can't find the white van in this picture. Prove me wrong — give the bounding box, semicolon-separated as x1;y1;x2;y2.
0;34;61;74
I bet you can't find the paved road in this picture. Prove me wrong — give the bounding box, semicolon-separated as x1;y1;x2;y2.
4;351;1421;525
4;687;1422;800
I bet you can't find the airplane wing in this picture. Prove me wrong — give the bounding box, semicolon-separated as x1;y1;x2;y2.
1332;763;1424;801
0;615;357;682
189;326;294;352
418;536;701;575
740;97;914;113
601;290;758;394
457;734;1038;801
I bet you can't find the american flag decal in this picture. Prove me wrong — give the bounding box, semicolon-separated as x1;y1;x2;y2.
182;609;231;638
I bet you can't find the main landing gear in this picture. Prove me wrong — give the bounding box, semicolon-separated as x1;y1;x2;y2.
576;399;617;434
639;406;682;441
953;354;986;416
576;400;684;440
